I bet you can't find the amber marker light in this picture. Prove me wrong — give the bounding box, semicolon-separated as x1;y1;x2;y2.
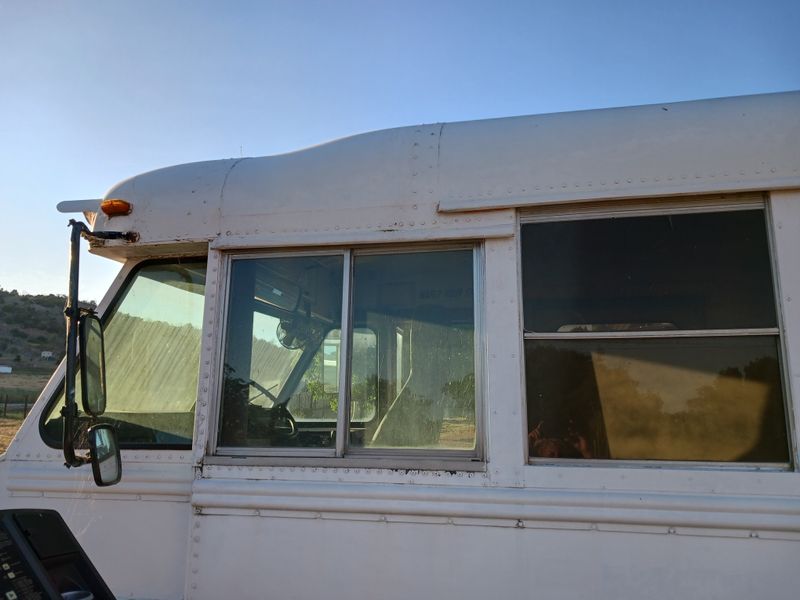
100;198;133;217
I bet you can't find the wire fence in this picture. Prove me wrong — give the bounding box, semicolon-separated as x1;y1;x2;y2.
0;393;33;419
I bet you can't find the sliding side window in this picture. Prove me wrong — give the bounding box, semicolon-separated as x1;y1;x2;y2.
522;209;790;463
42;260;207;448
218;254;346;449
217;247;477;458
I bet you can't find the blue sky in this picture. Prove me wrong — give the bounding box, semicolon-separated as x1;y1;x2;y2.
1;0;798;301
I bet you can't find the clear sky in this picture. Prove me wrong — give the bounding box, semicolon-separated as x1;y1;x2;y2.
1;0;798;301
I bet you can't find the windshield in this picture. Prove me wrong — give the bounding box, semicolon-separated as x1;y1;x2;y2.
42;259;207;448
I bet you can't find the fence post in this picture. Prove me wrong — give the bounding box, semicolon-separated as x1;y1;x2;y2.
2;393;6;418
23;395;29;417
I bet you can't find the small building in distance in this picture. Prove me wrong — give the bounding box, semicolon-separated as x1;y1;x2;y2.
40;351;54;360
0;365;12;374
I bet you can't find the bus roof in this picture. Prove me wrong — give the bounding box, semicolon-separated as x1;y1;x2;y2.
83;90;799;259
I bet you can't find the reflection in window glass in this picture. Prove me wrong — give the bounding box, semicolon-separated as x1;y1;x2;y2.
43;261;207;447
526;337;789;462
350;250;476;450
216;247;478;456
521;208;789;464
218;255;343;448
290;328;377;422
521;211;777;332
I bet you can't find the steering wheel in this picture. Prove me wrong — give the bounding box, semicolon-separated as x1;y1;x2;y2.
248;379;278;404
267;403;297;439
245;379;297;439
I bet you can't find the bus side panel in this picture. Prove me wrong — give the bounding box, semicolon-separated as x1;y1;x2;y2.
1;460;192;600
186;513;798;600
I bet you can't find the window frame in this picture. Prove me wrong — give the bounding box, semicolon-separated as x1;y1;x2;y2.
207;243;485;468
519;193;795;470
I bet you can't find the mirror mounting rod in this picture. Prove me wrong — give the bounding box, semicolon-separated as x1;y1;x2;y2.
62;220;137;468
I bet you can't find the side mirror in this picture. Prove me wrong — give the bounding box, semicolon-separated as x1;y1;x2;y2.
88;424;121;486
79;314;107;416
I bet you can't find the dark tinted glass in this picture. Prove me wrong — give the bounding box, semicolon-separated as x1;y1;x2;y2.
525;337;789;462
521;210;777;332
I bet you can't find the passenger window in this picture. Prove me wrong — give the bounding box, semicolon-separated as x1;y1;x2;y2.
349;251;476;451
42;260;207;448
522;209;790;463
217;247;477;457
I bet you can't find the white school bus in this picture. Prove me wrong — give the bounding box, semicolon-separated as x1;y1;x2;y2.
1;91;799;599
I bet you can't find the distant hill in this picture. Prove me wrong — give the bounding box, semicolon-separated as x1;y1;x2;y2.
0;288;95;368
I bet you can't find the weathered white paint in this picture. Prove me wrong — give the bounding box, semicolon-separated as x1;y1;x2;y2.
0;92;798;600
438;91;800;211
768;189;800;467
86;91;799;260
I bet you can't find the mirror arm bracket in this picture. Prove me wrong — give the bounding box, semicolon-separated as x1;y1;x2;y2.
62;220;135;470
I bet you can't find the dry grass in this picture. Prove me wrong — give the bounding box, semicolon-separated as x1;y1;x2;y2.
0;416;25;454
0;371;48;454
437;419;475;449
0;372;50;391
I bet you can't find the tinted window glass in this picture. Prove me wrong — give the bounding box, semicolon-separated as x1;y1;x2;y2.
521;211;777;332
522;208;789;464
526;337;789;462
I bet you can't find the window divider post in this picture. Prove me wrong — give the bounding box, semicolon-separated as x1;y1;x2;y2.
335;250;353;457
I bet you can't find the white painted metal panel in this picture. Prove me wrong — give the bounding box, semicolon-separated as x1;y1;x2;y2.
438;91;800;211
91;124;515;257
768;190;800;466
187;512;799;600
2;490;191;600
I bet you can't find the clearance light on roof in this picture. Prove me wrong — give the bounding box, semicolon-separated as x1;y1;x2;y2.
100;198;132;217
